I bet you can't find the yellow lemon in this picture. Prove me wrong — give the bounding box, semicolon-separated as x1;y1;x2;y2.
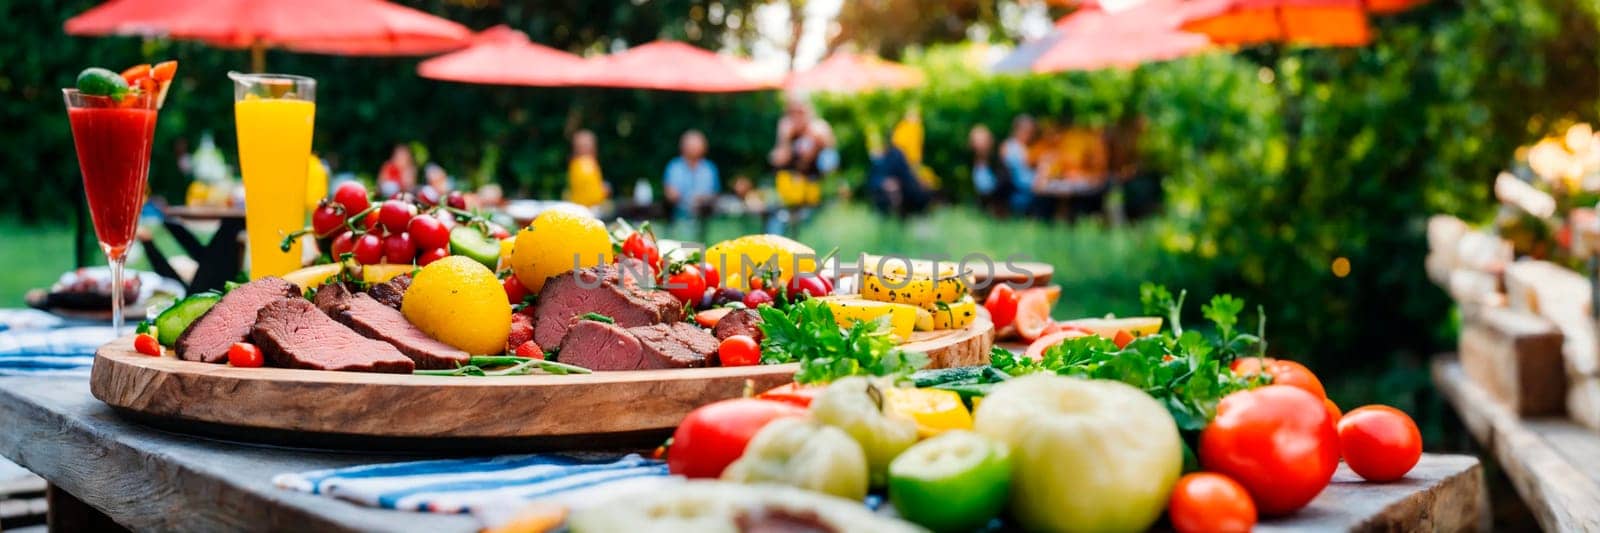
705;234;817;291
509;210;613;294
402;256;511;355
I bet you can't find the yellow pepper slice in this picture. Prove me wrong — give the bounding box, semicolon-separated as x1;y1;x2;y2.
884;387;974;439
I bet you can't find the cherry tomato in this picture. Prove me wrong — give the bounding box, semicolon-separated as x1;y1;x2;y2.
1324;398;1342;423
786;274;831;300
1201;385;1340;516
378;200;416;233
311;201;345;238
748;276;766;291
1232;357;1326;399
332;181;370;216
351;233;384;265
700;262;720;290
133;333;161;356
1168;472;1257;533
382;232;414;264
362;210;382;235
667;398;806;478
666;265;707;304
719;335;761;367
504;274;531;305
743;289;774;308
1023;329;1090;361
1337;405;1422;482
514;340;545;360
150;60;178;82
417;247;449;266
416;185;441;207
433;211;457;230
227;342;264;368
446;190;468;210
621;232;661;272
983;284;1020;329
1013;289;1053;342
330;231;356;259
407;214;449;251
757;382;825;408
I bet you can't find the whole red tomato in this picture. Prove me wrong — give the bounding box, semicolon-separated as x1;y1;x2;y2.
1232;357;1326;399
983;284;1019;329
1337;405;1422;482
665;265;707;304
1201;385;1340;516
668;398;805;479
1168;472;1257;533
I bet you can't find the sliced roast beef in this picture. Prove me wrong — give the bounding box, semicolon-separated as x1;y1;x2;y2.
533;264;684;348
367;273;412;311
250;298;415;373
175;277;300;363
313;284;469;370
558;319;716;370
713;309;765;343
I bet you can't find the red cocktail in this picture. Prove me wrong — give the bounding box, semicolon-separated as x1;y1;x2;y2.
63;89;160;335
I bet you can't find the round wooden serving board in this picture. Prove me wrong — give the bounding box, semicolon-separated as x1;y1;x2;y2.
90;314;992;451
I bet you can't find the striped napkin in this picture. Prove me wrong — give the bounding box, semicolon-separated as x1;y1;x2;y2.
0;309;116;377
273;453;679;517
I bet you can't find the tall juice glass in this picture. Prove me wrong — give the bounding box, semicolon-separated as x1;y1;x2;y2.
229;72;316;279
63;89;160;336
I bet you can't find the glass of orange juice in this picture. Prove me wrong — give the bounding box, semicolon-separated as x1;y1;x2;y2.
229;72;316;279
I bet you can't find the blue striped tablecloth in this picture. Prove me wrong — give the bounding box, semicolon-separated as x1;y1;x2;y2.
0;309;115;377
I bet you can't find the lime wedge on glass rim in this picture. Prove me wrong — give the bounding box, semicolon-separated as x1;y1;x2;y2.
76;67;129;99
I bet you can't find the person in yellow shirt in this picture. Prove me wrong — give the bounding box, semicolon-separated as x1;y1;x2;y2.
566;129;609;208
891;107;940;191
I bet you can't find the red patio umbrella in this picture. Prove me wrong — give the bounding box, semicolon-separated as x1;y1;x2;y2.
785;53;924;93
580;41;778;93
417;25;587;87
65;0;471;71
1033;0;1215;72
1179;0;1372;47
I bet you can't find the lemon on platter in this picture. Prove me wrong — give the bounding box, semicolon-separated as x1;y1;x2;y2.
402;256;511;355
705;234;817;291
509;209;613;294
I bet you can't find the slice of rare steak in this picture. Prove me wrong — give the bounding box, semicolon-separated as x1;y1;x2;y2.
630;322;717;369
174;276;300;363
713;309;764;343
314;283;469;370
533;264;684;349
367;273;412;311
556;319;645;371
251;297;415;373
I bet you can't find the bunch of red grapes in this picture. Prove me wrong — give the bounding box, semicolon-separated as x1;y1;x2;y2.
309;182;507;267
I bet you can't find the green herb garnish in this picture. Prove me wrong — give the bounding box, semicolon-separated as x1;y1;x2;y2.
757;299;928;385
579;312;615;324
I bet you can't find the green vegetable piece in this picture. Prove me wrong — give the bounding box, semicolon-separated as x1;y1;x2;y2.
76;67;128;99
888;430;1011;533
154;293;222;346
448;225;500;269
809;377;920;486
721;417;869;501
757;299;927;384
578;312;615;324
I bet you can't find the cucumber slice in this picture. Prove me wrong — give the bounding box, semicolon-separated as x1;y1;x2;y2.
154;293;222;346
449;225;501;269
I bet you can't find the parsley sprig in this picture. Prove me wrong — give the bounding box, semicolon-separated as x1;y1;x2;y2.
757;299;929;384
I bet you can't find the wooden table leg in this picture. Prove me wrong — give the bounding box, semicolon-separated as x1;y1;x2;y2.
46;484;126;533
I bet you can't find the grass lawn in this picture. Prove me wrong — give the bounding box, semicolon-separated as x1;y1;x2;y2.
0;218;161;308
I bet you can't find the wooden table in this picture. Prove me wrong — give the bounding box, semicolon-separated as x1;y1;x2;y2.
1433;355;1600;531
0;375;1485;532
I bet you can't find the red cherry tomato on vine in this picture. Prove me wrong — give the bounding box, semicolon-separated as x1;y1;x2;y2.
719;335;761;367
666;265;707;304
383;233;414;264
311;201;345;237
1337;405;1422;482
1231;357;1327;399
667;398;805;479
378;200;416;233
417;247;449;266
785;274;831;300
1168;472;1257;533
621;232;661;272
699;262;720;291
408;215;449;251
227;342;264;368
329;231;356;259
1200;385;1340;516
983;284;1020;329
351;233;384;265
332;181;370;216
361;210;381;235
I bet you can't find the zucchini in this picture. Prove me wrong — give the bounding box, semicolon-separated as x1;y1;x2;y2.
154;293;221;346
910;365;990;388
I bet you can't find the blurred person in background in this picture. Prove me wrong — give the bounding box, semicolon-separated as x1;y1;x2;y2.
1003;115;1043;219
868;127;930;217
663;129;720;221
377;143;417;198
892;107;940;196
969;124;1011;216
771;93;834;210
567;129;609;208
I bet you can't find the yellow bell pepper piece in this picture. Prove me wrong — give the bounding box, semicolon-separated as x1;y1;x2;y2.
922;297;978;330
823;298;917;340
883;387;974;439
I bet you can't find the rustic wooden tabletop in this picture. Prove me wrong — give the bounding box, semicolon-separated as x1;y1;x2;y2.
0;375;1487;532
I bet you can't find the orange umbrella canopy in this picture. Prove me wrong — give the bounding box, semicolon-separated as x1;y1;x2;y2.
1180;0;1372;47
65;0;470;56
1365;0;1429;14
580;41;779;93
785;53;924;93
1035;0;1214;72
418;25;587;87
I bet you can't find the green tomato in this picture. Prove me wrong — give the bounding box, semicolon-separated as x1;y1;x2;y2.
888;430;1010;533
809;376;920;486
974;374;1183;533
722;417;869;501
76;67;129;99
